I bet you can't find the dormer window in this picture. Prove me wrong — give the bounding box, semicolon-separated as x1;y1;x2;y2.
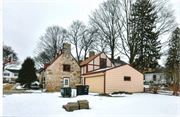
100;58;106;68
63;65;70;72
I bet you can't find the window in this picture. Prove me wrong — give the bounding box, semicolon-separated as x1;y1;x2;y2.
63;65;70;72
14;73;18;76
3;73;10;76
65;79;68;85
81;78;83;85
171;77;173;81
63;78;69;87
100;58;106;68
124;76;131;81
153;75;156;81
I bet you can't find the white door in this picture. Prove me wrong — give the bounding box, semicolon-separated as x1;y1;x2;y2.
63;78;69;87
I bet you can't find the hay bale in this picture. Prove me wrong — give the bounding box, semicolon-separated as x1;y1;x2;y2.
66;102;79;112
77;100;89;109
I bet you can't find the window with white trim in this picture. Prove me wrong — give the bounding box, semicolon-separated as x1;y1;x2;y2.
3;73;10;76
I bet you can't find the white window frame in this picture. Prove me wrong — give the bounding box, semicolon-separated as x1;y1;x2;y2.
81;77;83;85
63;78;70;87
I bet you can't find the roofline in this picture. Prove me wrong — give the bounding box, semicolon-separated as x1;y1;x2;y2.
70;53;80;67
102;52;115;67
80;52;115;67
80;52;102;66
145;72;164;74
82;64;143;75
6;69;19;71
105;64;143;75
5;69;19;73
44;52;80;70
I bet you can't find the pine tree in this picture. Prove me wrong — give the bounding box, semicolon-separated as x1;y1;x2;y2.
17;57;37;88
165;27;180;95
130;0;161;72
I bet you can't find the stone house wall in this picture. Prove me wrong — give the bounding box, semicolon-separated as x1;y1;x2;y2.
44;43;81;92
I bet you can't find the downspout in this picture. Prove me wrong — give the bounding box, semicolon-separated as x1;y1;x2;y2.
104;71;106;94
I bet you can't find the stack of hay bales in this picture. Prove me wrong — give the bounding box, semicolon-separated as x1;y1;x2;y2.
62;100;89;112
77;100;89;109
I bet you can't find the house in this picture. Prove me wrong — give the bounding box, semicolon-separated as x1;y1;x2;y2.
40;43;81;92
144;67;173;85
36;69;41;82
110;56;127;66
80;52;143;94
3;69;19;82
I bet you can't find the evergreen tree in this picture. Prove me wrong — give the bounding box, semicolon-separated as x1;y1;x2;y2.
165;27;180;95
17;57;37;88
130;0;161;72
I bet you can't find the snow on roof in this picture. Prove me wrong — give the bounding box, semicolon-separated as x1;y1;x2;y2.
92;67;114;73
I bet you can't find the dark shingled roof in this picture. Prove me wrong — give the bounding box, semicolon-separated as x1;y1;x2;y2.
145;67;165;74
6;69;19;73
110;59;127;66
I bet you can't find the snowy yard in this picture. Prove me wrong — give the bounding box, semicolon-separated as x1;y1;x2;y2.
3;92;180;117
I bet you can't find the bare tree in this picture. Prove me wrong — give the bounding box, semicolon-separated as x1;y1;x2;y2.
89;0;121;59
116;0;176;65
3;44;20;70
3;44;18;63
92;28;110;54
34;25;67;67
67;20;86;62
82;28;97;60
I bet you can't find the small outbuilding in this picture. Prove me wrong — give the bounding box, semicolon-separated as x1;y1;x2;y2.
80;52;144;94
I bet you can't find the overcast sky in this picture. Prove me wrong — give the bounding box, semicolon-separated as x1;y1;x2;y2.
2;0;180;67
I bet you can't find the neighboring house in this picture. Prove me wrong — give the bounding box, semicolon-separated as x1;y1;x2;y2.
110;56;127;66
40;43;81;92
80;52;143;94
144;67;173;85
3;69;19;82
36;69;41;82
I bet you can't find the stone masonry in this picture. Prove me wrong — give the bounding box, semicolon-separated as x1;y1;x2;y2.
45;43;81;92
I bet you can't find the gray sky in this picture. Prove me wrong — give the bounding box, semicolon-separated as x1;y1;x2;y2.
2;0;180;67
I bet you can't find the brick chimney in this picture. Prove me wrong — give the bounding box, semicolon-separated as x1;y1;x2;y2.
89;51;95;57
63;43;71;56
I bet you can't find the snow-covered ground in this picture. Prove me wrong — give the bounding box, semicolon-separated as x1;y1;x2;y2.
3;92;180;117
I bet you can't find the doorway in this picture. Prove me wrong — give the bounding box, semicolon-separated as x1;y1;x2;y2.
63;78;70;87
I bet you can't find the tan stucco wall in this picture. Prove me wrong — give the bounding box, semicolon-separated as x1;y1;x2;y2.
106;65;143;93
88;65;93;71
82;72;104;93
107;58;111;67
94;56;100;65
89;61;93;64
101;53;106;59
94;66;100;70
81;67;83;74
45;54;80;92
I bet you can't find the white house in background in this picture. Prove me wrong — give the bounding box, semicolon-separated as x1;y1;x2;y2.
144;67;173;85
3;69;19;82
145;72;166;84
